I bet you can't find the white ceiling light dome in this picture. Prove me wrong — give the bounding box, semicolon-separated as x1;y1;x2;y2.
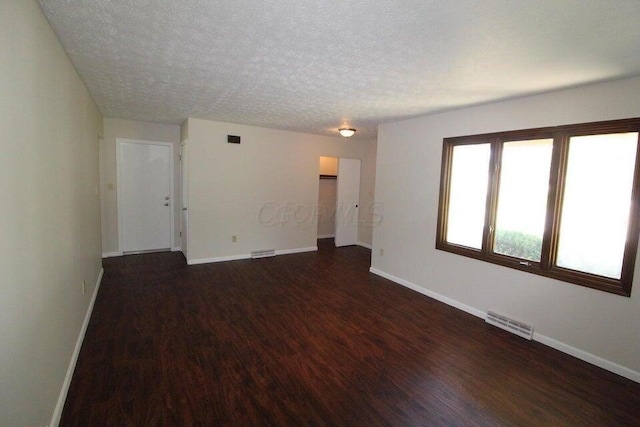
338;128;356;138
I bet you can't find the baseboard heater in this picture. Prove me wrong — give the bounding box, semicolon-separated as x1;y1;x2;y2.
486;311;534;340
251;249;276;259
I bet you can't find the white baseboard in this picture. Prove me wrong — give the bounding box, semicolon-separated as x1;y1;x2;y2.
357;241;372;250
317;234;335;239
105;248;180;257
276;246;318;256
369;268;484;318
188;254;251;265
50;268;104;427
101;251;121;258
368;267;640;384
188;246;318;266
533;333;640;383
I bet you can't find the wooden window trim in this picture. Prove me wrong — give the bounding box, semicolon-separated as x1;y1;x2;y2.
436;118;640;297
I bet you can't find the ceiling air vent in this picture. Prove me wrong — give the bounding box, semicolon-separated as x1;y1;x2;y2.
251;249;275;259
486;311;534;340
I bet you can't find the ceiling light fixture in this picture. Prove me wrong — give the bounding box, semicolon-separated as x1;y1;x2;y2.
338;128;356;138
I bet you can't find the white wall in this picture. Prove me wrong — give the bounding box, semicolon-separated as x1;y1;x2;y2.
184;118;376;262
0;1;103;425
101;118;181;255
372;76;640;379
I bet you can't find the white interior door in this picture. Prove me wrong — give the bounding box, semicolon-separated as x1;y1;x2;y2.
180;140;189;260
335;158;361;247
118;140;173;253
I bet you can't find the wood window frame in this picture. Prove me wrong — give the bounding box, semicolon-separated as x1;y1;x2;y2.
436;118;640;297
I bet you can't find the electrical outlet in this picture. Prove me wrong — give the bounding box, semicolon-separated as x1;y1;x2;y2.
82;280;86;295
380;248;384;256
232;235;237;243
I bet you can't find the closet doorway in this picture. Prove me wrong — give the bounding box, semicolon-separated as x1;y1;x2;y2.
318;156;338;241
317;157;361;247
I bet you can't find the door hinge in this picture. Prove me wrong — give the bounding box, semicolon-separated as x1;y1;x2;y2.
178;155;182;161
179;231;182;237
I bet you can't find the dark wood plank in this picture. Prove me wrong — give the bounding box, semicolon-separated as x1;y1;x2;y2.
61;240;640;426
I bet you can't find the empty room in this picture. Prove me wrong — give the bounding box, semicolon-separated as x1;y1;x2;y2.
2;0;640;426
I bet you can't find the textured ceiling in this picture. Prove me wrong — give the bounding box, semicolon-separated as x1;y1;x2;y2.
37;0;640;140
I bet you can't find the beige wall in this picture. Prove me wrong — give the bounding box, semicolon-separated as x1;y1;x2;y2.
372;76;640;379
101;118;182;254
180;118;188;143
184;119;376;262
0;1;103;425
319;156;338;176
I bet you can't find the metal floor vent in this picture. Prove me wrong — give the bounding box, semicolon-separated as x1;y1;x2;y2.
251;249;276;259
486;311;534;340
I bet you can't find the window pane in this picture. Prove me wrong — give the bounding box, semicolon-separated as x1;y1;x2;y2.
493;139;553;261
557;133;638;279
446;143;491;249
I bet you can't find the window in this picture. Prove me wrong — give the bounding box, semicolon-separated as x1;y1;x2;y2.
436;118;640;296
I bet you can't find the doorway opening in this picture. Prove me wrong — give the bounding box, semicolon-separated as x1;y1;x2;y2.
317;156;338;245
317;157;361;247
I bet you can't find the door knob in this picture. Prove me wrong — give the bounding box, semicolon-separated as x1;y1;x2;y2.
165;196;170;200
164;203;169;206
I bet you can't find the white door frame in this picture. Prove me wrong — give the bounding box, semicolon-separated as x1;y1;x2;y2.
180;139;188;261
116;138;175;255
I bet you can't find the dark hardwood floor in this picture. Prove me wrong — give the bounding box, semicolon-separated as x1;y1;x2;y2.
61;240;640;426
